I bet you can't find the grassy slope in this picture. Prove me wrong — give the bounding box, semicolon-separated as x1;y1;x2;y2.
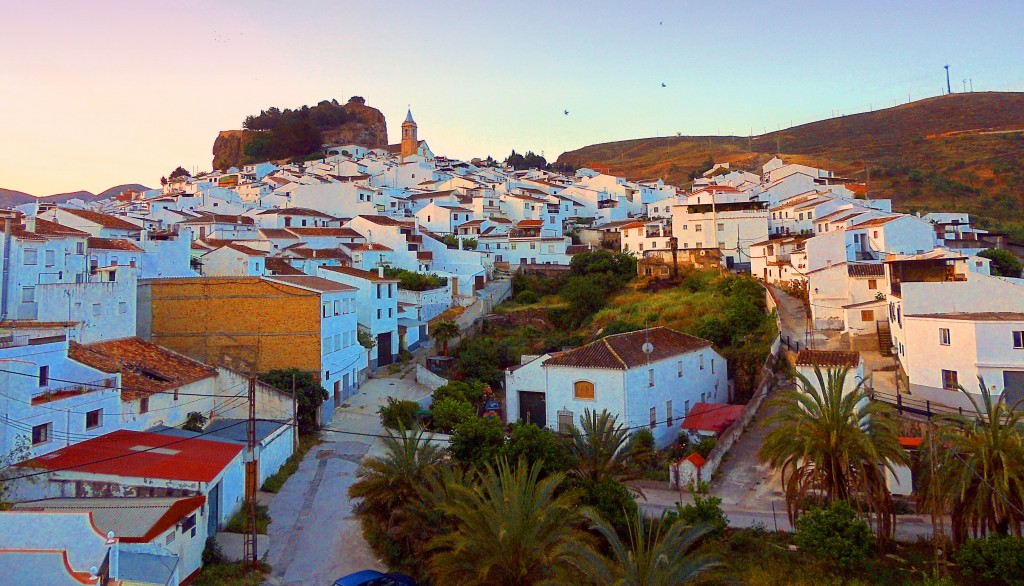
556;92;1024;238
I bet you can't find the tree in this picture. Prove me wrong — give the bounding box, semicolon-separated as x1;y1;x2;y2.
431;397;475;433
567;409;632;484
183;411;207;432
979;248;1023;278
168;166;191;181
425;459;595;585
1;436;32;509
431;320;460;356
574;507;720;586
500;422;571;477
758;366;908;539
917;378;1024;544
259;368;328;435
795;501;875;570
449;416;505;468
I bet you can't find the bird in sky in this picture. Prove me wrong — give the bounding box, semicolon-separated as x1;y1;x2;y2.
564;110;569;115
661;83;667;88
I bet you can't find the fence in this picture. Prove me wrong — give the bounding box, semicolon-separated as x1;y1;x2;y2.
869;388;966;420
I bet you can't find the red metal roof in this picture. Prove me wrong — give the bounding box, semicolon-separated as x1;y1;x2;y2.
680;402;746;434
19;430;242;483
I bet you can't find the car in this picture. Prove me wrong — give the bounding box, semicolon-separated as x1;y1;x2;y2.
332;569;416;586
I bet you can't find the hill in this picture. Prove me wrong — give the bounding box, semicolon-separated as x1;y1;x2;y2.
212;96;388;170
0;183;150;208
556;92;1024;239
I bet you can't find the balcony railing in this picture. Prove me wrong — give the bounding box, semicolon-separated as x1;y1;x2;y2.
32;377;118;404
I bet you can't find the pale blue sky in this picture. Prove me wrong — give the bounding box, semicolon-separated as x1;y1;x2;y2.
1;0;1021;195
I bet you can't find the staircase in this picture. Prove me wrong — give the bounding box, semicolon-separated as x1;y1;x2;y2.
876;320;892;356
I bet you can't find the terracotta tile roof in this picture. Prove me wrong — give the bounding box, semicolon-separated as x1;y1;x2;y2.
257;207;336;218
264;275;357;293
680;402;745;434
681;452;706;468
351;243;392;251
847;263;885;277
282;247;350;261
355;215;414;227
18;429;241;483
179;213;255;225
190;241;208;250
851;216;900;228
258;228;299;239
320;265;399;282
86;237;143;252
794;349;861;368
264;257;305;275
61;209;141;230
13;217;90;239
286;227;363;238
517;219;544;228
543;327;712;370
68;337;216;400
903;312;1024;321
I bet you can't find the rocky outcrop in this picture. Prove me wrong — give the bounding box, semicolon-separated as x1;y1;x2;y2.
211;96;389;170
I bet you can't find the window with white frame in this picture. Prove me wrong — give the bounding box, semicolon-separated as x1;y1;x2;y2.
942;369;958;391
666;400;673;426
939;328;951;346
1014;331;1024;349
32;422;51;445
44;249;55;267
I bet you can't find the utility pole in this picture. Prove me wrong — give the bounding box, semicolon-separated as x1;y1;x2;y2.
962;79;967;93
944;65;951;94
969;78;973;92
244;374;259;570
865;166;871;201
292;373;298;452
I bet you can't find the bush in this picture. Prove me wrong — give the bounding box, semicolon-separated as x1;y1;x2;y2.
794;501;874;570
694;437;717;458
430;397;475;433
202;536;226;566
628;428;659;471
225;502;271;534
979;248;1023;278
515;290;539;304
500;422;570;477
433;379;486;406
378;397;420;430
183;411;208;432
574;477;639;533
664;488;729;538
955;537;1024;586
449;416;505;467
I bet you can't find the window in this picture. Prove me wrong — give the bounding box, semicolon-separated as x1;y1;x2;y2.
684;400;690;416
648;368;655;387
573;380;595;400
32;422;51;445
44;249;55;267
860;310;875;322
557;410;574;434
649;407;657;429
939;328;951;346
334;300;340;315
140;397;150;414
695;224;702;232
118;302;128;315
711;358;715;374
699;354;704;370
1014;331;1024;349
530;243;536;250
110;256;118;266
717;223;724;231
377;308;382;319
376;284;382;298
21;286;35;304
323;303;329;318
666;400;673;426
37;365;50;387
677;360;683;377
867;279;877;290
23;248;37;265
76;241;85;254
181;513;197;537
85;409;102;430
92;303;101;316
942;369;959;391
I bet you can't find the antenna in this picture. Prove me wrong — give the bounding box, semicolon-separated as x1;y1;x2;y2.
944;64;951;94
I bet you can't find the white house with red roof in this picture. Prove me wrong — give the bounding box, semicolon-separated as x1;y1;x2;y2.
670;187;769;270
318;266;400;370
42;208;143;240
415;202;474;235
504;327;728;448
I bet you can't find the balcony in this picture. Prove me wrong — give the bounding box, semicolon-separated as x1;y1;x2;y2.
597;200;617;209
32;377;118;405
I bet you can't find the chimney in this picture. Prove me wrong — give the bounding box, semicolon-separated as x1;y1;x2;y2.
378;266;384;278
25;216;36;233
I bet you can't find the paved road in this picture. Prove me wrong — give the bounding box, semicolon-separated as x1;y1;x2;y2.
264;376;433;585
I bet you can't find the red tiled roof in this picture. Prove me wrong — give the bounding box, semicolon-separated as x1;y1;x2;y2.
264;257;305;275
87;237;142;252
61;209;141;230
264;275;357;293
355;215;413;227
218;243;266;256
794;349;861;368
282;247;351;261
517;220;544;228
12;217;89;239
321;265;399;282
847;263;885;277
681;452;706;468
286;227;363;238
680;402;745;434
18;430;242;483
68;337;216;400
257;207;335;218
180;213;255;225
258;228;299;239
351;243;392;251
543;327;712;370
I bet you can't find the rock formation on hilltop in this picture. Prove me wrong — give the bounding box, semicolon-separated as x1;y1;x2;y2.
212;96;388;170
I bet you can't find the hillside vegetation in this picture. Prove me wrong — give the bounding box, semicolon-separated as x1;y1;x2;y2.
556;92;1024;239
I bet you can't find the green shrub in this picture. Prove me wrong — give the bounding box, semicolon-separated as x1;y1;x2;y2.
628;428;659;471
794;501;874;570
694;437;717;458
449;416;505;467
431;397;475;433
573;477;639;533
500;422;570;476
378;397;419;430
433;379;486;406
225;502;271;534
515;290;539;304
664;488;729;538
202;536;226;565
955;537;1024;586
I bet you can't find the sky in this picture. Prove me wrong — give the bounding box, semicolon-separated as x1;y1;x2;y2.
1;0;1022;196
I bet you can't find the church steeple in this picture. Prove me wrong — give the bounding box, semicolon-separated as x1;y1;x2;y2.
401;107;418;159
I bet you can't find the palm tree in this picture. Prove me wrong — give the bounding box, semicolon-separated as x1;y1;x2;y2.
759;366;908;539
425;458;595;586
574;508;721;586
431;320;460;356
348;427;446;532
917;378;1024;544
567;408;632;483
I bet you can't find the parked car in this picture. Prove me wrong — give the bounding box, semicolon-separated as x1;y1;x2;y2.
333;570;416;586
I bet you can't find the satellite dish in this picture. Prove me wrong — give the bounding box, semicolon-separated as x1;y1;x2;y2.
642;342;654;354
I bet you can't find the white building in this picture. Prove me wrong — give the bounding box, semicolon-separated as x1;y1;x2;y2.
317;266;400;370
504;327;728;448
671;187;769;270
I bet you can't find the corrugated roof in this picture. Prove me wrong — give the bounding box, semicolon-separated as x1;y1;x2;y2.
543;327;712;370
680;402;745;434
18;430;242;483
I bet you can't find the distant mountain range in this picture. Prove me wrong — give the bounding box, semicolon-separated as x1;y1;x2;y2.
0;184;151;208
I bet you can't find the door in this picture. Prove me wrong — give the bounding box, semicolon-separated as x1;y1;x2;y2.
475;275;485;291
207;481;220;534
334;380;341;408
1005;371;1024;406
377;332;393;366
518;391;546;428
725;256;735;269
343;373;351;400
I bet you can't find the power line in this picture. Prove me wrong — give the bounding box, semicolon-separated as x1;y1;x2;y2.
0;366;249;398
